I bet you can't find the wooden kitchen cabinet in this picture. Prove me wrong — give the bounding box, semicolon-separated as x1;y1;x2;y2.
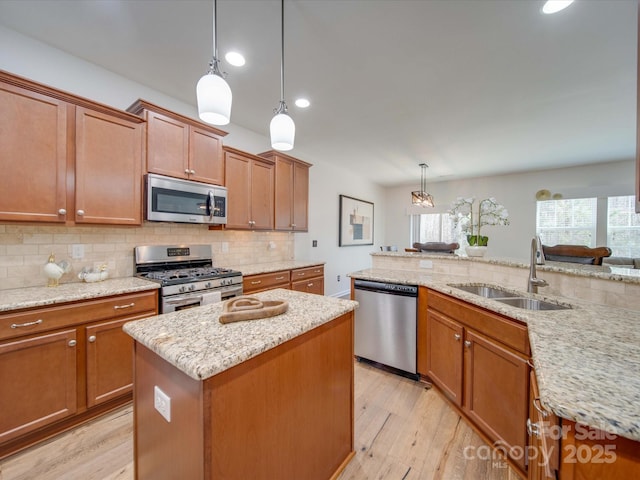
243;270;291;294
0;71;145;226
528;370;559;480
425;289;530;473
290;265;324;295
0;289;158;459
127;99;227;185
259;150;311;231
224;146;274;230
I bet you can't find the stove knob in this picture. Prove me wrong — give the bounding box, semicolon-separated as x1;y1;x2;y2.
206;282;212;288
188;285;195;291
179;286;186;293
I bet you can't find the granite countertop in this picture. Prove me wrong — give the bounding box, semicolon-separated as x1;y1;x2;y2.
350;267;640;442
123;288;358;382
371;251;640;285
231;260;325;276
0;277;159;313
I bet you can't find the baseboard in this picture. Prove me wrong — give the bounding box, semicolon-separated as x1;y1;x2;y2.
330;289;351;300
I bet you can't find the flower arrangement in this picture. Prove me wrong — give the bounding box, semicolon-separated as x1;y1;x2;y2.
448;197;510;246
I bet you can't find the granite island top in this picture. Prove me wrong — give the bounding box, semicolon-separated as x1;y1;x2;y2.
0;277;159;313
350;267;640;442
123;288;358;382
230;260;325;276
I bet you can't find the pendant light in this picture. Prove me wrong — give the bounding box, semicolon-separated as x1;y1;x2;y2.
197;0;232;126
411;163;435;207
270;0;295;151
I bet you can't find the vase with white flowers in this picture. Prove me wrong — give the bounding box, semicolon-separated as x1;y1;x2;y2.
448;197;510;255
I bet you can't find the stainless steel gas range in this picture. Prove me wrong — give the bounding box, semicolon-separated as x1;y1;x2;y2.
134;244;242;313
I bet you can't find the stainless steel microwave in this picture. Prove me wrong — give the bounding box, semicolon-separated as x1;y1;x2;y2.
146;173;227;225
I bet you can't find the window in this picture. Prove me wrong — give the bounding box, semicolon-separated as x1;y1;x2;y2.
536;195;640;258
607;195;640;257
412;213;460;245
536;198;597;247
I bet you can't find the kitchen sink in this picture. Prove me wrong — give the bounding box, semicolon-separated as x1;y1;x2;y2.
449;284;520;299
494;297;571;311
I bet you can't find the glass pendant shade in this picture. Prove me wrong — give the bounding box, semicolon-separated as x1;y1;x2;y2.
270;111;295;151
197;71;232;126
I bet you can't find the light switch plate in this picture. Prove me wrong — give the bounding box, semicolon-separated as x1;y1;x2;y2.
154;386;171;422
71;244;84;259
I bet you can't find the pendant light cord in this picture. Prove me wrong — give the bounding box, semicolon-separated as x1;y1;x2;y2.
280;0;285;103
213;0;217;60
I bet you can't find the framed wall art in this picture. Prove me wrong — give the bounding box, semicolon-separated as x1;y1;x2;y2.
339;195;374;246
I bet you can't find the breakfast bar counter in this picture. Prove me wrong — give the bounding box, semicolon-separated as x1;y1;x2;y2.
123;289;358;480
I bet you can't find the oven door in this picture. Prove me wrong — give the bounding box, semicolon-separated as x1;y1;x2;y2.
161;285;243;313
146;173;227;224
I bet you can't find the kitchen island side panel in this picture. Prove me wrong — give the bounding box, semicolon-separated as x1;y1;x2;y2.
205;311;354;480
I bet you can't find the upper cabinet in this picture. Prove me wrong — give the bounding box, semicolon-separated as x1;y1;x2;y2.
259;150;311;232
127;100;227;186
224;147;274;230
0;72;145;225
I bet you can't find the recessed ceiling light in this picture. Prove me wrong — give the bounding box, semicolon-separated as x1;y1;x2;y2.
225;51;245;67
295;98;310;108
542;0;574;14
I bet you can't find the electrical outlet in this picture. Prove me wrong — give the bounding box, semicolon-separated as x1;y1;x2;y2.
312;240;318;247
154;386;171;422
337;274;341;282
71;244;84;259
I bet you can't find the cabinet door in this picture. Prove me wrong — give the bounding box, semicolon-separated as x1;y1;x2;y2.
146;110;189;179
0;329;77;443
528;370;559;480
225;151;252;229
274;157;294;230
189;126;224;185
426;309;463;406
86;317;135;408
292;161;309;231
75;107;143;225
464;329;528;471
250;159;274;230
0;82;68;223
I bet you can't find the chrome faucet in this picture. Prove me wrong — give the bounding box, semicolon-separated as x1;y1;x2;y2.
528;237;548;293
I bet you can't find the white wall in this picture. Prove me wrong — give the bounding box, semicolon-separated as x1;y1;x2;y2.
384;160;635;261
0;26;382;296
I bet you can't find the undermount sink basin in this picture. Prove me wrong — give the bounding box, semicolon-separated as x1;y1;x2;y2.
449;284;520;299
494;297;571;311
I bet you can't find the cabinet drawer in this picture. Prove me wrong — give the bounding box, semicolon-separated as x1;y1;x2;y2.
291;265;324;281
0;290;158;341
291;278;324;295
243;271;290;293
427;290;529;355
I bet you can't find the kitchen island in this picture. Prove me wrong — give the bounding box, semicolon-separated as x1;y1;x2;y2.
123;289;357;480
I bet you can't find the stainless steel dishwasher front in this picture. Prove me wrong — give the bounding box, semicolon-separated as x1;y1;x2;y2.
353;279;418;375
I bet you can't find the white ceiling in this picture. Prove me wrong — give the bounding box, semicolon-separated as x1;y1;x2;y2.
0;0;636;187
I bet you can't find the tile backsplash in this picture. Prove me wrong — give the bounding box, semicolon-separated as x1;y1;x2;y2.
0;223;294;290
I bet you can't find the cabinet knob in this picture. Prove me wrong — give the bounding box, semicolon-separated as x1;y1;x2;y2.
58;208;67;215
464;340;472;348
68;339;77;347
190;169;196;175
184;169;191;174
88;335;97;343
526;418;540;438
454;333;461;341
291;223;296;228
76;209;85;216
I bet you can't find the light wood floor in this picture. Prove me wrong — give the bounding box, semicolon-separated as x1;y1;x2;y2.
0;361;523;480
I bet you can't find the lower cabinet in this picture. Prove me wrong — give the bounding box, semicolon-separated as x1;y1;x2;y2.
243;265;325;296
425;289;530;473
0;289;158;459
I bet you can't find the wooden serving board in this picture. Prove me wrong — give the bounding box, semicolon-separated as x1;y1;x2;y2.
218;296;289;324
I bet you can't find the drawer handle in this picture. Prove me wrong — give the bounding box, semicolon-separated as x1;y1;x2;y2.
275;276;285;280
527;418;540;438
251;280;262;285
114;302;135;310
11;319;43;329
88;335;97;343
307;283;313;287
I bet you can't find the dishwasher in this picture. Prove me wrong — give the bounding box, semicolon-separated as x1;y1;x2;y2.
353;279;418;377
